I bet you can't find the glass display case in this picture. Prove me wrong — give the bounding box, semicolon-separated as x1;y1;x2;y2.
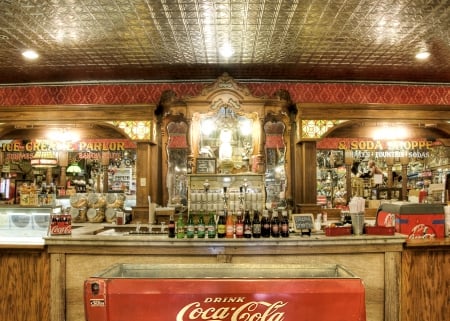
0;206;56;239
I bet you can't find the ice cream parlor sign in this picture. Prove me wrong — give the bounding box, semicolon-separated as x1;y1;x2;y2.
0;139;136;162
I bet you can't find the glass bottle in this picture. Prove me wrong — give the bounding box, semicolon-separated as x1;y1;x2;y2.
225;210;234;238
176;214;185;239
186;213;195;238
235;211;244;238
217;210;226;238
261;210;271;238
243;210;252;238
197;213;206;238
271;210;280;238
252;210;261;238
280;210;289;237
168;214;176;238
207;211;216;239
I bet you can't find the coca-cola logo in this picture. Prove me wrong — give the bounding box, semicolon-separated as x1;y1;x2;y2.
176;297;287;321
50;224;72;235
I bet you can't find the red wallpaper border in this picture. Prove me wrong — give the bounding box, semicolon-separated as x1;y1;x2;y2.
1;81;450;106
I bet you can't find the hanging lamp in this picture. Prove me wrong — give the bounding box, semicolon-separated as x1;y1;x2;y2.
30;150;58;168
66;162;82;174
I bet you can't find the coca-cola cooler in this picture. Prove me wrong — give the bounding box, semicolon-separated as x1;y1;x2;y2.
84;263;366;321
376;202;445;239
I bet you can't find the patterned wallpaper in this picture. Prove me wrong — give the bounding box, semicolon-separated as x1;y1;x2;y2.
1;81;450;106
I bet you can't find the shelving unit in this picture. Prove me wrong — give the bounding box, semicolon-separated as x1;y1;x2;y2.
108;168;133;193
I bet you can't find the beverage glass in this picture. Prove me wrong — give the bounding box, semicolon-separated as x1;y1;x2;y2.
351;212;365;235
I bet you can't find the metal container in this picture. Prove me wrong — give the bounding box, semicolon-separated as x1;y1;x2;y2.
84;263;366;321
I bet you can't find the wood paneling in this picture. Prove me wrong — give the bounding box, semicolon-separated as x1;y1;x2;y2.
401;246;450;321
0;248;50;321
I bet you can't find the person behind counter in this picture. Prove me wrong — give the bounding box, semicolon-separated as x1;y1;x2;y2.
367;160;383;177
352;159;383;179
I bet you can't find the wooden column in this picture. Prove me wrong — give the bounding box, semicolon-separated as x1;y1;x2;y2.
297;141;317;204
135;142;153;207
101;152;110;193
401;157;409;201
58;151;68;188
46;167;53;185
344;150;353;203
386;157;394;193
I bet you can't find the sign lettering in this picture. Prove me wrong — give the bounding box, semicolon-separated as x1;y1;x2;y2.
176;298;287;321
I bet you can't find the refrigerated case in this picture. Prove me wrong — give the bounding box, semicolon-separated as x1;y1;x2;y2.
84;263;366;321
0;206;54;240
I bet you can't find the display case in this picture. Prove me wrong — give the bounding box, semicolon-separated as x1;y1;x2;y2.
187;173;265;213
0;206;55;239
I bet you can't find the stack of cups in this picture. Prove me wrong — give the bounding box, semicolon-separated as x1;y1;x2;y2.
445;205;450;237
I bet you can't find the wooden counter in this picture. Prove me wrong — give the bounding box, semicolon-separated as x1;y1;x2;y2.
0;241;50;321
401;238;450;321
46;227;406;321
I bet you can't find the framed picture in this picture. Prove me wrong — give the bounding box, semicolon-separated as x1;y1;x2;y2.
196;158;216;174
291;213;315;232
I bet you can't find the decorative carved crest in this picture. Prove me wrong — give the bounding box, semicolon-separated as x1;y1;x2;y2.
200;72;252;98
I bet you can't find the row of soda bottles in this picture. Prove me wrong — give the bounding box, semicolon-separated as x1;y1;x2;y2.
168;209;290;239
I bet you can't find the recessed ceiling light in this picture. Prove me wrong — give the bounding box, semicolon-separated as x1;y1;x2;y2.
219;43;234;58
415;51;430;60
22;49;39;60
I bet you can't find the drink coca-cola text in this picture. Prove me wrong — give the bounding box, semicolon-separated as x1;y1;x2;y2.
176;297;287;321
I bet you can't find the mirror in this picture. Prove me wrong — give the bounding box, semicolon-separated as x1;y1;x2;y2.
166;121;189;206
264;120;287;209
193;106;258;173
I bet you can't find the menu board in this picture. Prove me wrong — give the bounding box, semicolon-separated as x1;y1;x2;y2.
292;214;315;232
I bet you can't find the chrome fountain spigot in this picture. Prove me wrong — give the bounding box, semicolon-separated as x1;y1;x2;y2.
241;179;249;211
203;179;210;212
203;179;210;193
222;186;229;210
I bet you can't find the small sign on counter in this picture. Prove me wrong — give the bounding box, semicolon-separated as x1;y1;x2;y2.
292;213;315;233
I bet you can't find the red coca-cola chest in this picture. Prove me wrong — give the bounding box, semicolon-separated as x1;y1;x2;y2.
84;263;366;321
376;202;445;239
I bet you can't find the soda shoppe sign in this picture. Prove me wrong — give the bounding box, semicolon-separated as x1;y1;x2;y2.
0;139;136;162
317;138;439;159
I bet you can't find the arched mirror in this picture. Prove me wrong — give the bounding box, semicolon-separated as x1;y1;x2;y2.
192;106;259;174
264;120;287;209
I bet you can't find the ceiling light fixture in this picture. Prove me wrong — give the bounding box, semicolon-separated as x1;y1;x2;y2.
372;125;409;140
22;49;39;60
415;50;430;60
219;43;234;58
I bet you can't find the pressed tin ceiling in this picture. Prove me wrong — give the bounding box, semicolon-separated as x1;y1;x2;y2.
0;0;450;84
